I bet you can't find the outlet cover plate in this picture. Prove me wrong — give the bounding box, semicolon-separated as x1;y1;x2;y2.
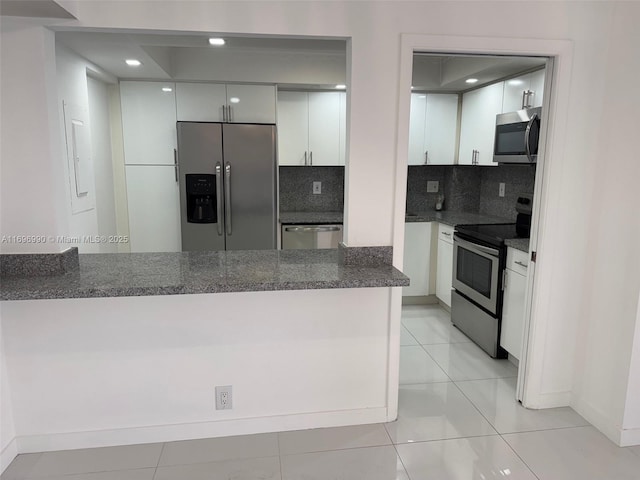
427;181;439;193
313;181;322;194
215;385;233;410
499;182;506;197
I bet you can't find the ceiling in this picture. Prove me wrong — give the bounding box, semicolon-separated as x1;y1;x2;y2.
0;0;75;19
412;54;547;92
54;30;545;91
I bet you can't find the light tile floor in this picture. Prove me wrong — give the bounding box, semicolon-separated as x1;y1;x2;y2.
4;304;640;479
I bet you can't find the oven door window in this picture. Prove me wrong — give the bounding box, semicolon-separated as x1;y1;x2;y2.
456;246;493;298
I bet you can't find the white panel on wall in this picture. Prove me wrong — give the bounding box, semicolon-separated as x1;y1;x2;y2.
62;102;95;214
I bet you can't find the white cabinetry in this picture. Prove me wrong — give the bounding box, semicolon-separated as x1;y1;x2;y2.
125;165;181;253
277;91;346;166
502;69;545;112
120;81;177;165
436;223;454;307
408;93;458;165
458;82;503;166
500;248;529;360
402;222;434;297
175;82;276;123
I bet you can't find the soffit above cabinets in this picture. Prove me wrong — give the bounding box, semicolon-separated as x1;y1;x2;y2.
54;30;348;84
412;54;546;93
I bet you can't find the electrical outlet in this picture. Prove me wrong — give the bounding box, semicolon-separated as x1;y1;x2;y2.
426;181;439;193
499;182;506;197
313;181;322;195
215;385;232;410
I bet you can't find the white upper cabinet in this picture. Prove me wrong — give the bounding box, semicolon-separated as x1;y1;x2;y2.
277;90;345;166
424;94;459;165
502;69;546;112
308;92;341;166
408;94;427;165
175;82;276;124
226;84;276;124
176;83;226;122
120;81;177;165
277;91;309;166
408;93;458;165
459;82;504;166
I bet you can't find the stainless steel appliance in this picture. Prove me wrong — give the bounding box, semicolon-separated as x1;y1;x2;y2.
451;213;531;358
177;122;277;251
281;224;343;249
493;107;541;163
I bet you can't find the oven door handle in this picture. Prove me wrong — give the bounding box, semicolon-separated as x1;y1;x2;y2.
453;234;500;258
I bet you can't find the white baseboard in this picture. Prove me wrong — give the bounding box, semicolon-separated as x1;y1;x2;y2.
1;437;18;475
16;407;388;454
620;427;640;447
572;398;626;446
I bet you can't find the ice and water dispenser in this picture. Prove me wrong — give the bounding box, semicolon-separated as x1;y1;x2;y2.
185;174;216;223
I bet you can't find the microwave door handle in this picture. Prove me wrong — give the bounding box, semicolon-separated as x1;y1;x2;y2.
525;113;538;162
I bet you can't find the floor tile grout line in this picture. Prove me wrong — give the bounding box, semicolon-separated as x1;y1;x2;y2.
276;432;284;479
390;440;412;479
417;342;455;383
151;442;166;480
499;433;542;480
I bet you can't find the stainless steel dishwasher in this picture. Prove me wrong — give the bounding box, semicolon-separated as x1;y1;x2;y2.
281;224;343;249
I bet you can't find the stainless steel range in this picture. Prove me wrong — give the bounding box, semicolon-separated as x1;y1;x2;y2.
451;196;532;358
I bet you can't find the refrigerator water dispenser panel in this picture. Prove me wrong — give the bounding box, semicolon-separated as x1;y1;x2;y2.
186;174;216;223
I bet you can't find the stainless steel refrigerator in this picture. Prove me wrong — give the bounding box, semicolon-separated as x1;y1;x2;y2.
177;122;277;251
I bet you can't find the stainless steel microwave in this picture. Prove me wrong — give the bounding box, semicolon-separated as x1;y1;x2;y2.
493;107;541;163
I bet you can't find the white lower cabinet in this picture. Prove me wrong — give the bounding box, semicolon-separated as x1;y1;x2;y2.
125;165;181;253
402;222;434;297
436;223;454;307
500;248;529;360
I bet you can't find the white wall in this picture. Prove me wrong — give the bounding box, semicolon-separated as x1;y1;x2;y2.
1;289;392;452
0;333;17;472
87;76;118;253
0;18;69;253
1;0;639;456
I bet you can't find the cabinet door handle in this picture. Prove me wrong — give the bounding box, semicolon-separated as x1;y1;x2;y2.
222;104;227;122
515;260;528;268
173;149;178;183
424;150;428;164
310;151;313;166
442;231;451;237
304;151;308;166
502;269;507;290
228;105;233;123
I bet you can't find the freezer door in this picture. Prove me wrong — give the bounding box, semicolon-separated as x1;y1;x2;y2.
222;124;277;250
177;122;226;252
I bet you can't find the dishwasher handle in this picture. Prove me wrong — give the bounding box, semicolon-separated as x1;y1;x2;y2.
283;226;342;233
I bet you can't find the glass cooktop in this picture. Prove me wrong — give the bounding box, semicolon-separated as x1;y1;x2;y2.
455;223;526;247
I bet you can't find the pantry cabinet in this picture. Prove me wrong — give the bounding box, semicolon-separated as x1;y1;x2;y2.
408;93;458;165
120;81;177;165
277;90;346;166
458;82;503;166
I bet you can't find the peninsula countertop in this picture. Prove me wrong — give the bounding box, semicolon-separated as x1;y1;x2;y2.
0;249;409;301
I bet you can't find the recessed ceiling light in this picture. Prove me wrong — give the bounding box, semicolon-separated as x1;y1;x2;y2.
125;59;142;67
411;86;415;90
209;38;225;46
465;78;478;84
229;97;240;104
162;87;173;92
335;84;346;90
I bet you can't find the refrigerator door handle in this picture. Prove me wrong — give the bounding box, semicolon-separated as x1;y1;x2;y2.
215;163;224;236
224;163;232;235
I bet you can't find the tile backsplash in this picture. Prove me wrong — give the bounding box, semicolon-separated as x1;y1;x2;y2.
407;164;536;221
279;166;344;212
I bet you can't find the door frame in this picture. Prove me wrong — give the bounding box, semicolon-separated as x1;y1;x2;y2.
391;34;574;410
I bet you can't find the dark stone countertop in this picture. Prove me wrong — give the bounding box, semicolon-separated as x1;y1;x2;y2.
0;249;409;301
505;238;530;252
280;212;344;225
404;210;512;226
280;210;511;227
